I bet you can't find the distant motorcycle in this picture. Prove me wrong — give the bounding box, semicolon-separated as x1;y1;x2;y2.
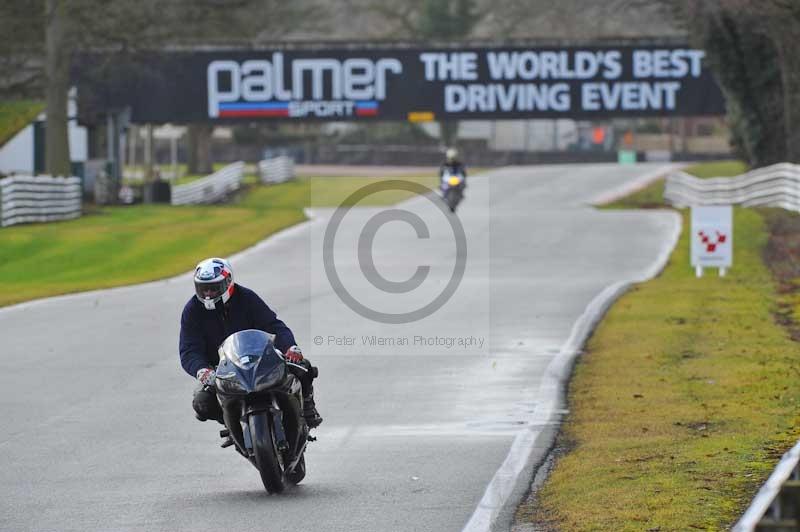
440;170;465;212
214;329;314;493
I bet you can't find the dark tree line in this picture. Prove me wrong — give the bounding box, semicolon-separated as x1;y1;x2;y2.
361;0;800;167
3;0;799;174
658;0;800;166
1;0;323;176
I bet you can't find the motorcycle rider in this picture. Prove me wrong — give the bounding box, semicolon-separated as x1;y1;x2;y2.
179;257;323;429
439;147;467;193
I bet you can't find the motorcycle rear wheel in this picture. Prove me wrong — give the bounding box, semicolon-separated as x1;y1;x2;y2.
249;412;285;493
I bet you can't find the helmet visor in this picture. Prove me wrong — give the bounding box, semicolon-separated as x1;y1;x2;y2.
195;279;226;301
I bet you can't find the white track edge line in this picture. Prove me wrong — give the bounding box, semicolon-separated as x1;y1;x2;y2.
589;163;685;207
0;215;316;315
1;171;501;315
462;209;683;532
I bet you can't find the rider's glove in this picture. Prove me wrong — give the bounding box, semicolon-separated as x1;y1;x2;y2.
285;345;304;363
196;367;216;386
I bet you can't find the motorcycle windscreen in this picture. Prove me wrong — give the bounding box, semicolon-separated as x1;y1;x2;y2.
218;329;275;369
216;330;286;394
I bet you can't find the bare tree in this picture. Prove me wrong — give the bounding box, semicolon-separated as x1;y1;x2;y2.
478;0;680;39
761;0;800;162
661;0;800;165
44;0;70;177
0;2;44;99
344;0;484;146
39;0;183;177
25;0;328;177
344;0;681;148
180;0;326;174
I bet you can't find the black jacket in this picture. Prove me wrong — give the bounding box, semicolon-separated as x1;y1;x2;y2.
439;161;467;178
179;284;297;377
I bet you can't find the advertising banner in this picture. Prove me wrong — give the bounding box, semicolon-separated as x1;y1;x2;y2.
77;44;726;123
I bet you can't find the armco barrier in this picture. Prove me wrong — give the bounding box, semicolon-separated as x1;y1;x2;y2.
258;156;294;184
666;163;800;530
170;161;245;205
0;175;82;227
665;163;800;211
733;439;800;531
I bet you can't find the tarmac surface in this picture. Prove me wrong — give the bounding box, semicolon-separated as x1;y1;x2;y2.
1;164;678;532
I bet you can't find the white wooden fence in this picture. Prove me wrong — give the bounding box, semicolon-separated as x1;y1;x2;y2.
171;161;245;206
258;156;294;184
0;175;82;227
665;163;800;211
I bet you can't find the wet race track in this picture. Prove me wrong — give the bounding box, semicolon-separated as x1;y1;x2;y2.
1;164;679;532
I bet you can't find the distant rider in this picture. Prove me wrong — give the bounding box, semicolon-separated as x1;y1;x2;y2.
179;257;323;428
439;147;467;194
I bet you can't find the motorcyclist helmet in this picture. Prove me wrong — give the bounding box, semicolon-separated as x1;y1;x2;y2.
445;148;459;163
194;257;234;310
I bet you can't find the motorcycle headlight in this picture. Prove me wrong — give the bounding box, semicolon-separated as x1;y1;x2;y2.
254;365;285;392
448;176;461;186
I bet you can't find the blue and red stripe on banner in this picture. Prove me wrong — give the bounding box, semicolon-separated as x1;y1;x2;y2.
218;101;380;118
355;101;378;116
218;102;289;117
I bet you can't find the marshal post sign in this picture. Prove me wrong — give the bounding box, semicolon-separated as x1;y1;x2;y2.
691;205;733;277
76;44;725;124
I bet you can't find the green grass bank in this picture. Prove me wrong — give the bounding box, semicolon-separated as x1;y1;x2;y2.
1;174;435;307
519;161;800;531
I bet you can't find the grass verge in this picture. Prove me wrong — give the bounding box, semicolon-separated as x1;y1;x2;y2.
307;174;436;206
1;174;436;307
520;161;800;531
0;100;43;148
761;209;800;341
602;160;749;210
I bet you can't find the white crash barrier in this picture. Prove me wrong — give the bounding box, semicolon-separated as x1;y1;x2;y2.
171;161;245;206
733;439;800;531
258;156;294;184
665;163;800;212
0;175;82;227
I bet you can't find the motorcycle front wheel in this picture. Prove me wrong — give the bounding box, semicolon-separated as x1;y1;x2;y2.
286;455;306;485
445;189;459;212
249;412;285;493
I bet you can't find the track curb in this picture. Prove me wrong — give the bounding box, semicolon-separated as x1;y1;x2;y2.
463;199;682;532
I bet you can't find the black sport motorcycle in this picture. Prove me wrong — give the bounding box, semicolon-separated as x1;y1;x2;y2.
214;329;313;493
440;170;465;212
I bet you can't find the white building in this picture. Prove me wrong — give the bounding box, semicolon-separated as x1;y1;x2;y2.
0;92;88;175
